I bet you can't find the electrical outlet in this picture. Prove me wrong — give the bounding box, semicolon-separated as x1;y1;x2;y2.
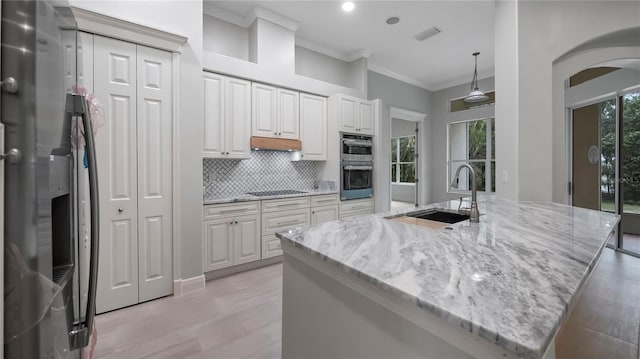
502;171;508;183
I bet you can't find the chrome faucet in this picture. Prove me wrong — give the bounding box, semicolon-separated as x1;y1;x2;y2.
451;164;480;222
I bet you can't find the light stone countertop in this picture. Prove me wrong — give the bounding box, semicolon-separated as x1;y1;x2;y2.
203;189;339;205
276;196;620;359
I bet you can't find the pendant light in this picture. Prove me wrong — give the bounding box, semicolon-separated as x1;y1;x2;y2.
464;52;488;103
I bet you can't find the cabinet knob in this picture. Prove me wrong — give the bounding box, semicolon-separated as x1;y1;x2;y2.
273;132;277;135
118;208;124;213
278;132;282;135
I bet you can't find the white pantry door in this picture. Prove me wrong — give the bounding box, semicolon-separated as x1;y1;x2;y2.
136;45;173;303
94;36;139;313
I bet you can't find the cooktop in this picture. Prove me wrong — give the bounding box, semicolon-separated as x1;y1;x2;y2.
246;190;308;197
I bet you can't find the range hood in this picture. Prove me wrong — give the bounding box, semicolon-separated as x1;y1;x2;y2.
250;136;302;151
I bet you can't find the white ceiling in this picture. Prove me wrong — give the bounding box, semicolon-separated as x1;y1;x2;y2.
205;1;495;91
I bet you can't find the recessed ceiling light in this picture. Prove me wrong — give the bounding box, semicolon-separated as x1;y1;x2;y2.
342;2;355;12
386;17;400;25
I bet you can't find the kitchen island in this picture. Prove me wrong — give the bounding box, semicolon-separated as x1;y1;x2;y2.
276;197;619;359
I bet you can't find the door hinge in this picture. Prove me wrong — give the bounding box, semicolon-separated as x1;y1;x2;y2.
415;178;419;183
568;181;572;195
415;152;419;158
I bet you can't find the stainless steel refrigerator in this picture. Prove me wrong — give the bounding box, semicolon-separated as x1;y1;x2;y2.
2;0;99;357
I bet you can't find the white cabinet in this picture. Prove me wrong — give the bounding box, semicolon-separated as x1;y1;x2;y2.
311;194;339;225
358;101;375;134
203;72;251;159
251;83;277;138
278;88;300;139
339;198;375;219
251;83;300;140
300;93;327;161
332;95;376;135
233;215;261;265
203;219;233;271
261;197;311;259
203;203;261;272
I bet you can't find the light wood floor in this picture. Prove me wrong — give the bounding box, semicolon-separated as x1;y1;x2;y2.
95;248;640;359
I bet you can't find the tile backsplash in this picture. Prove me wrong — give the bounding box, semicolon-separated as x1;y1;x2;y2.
204;151;321;197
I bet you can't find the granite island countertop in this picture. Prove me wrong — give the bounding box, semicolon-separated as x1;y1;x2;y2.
204;189;339;205
276;196;620;359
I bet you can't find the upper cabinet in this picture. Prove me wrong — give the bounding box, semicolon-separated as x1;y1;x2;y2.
251;83;300;140
332;95;375;136
204;72;251;159
300;93;327;161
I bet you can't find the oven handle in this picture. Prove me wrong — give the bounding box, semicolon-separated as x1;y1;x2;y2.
344;165;373;170
342;139;373;147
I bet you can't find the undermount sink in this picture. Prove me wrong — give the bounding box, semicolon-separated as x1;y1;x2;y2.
404;209;470;224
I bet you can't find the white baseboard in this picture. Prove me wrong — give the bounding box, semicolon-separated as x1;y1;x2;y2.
173;275;205;296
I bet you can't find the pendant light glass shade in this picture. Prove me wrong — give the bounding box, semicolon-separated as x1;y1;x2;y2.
464;52;488;103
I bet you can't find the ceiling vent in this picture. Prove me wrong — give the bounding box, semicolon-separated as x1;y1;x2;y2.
414;26;441;42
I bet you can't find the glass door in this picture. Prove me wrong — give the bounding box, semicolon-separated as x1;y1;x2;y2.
620;91;640;254
571;98;617;246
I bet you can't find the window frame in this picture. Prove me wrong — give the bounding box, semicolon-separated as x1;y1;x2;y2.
446;118;495;194
391;135;417;184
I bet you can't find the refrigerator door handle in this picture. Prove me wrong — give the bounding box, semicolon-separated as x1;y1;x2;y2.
68;93;100;350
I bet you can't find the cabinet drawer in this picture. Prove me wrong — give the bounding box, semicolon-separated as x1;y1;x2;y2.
262;196;310;213
310;194;339;207
339;198;374;215
339;209;374;219
262;208;310;235
262;234;282;259
204;201;260;220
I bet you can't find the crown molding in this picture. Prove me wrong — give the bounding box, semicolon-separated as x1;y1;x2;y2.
71;6;187;52
203;4;298;32
296;37;371;64
367;64;431;91
203;2;247;28
249;6;299;32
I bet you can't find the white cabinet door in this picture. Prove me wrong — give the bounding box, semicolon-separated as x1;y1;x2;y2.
203;73;225;157
95;36;139;314
311;205;339;225
300;93;327;160
358;100;375;135
277;88;300;139
225;77;251;159
252;83;278;138
136;44;173;303
233;215;261;265
203;219;233;272
338;96;357;132
262;234;282;259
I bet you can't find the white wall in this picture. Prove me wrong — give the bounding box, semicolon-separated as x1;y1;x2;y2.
295;46;352;88
367;71;431;212
429;78;495;203
69;0;205;280
203;14;248;61
495;0;640;202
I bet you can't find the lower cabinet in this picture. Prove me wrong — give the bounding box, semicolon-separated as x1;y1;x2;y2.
311;205;339;224
203;214;261;272
339;198;375;219
262;199;311;258
310;195;340;225
204;195;341;272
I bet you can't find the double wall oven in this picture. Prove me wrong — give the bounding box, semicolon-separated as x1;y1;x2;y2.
341;134;373;200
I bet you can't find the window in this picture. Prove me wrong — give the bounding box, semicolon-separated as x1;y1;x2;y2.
391;136;416;183
448;118;495;193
